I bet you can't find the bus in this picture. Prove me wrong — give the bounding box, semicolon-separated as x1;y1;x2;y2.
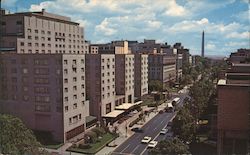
172;97;180;106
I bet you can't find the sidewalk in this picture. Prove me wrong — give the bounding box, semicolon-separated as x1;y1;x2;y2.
96;103;168;155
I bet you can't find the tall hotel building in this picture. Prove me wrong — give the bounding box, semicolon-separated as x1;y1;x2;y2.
0;10;89;142
115;54;135;104
85;54;116;120
134;54;148;99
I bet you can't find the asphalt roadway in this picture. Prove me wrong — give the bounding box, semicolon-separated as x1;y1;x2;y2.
112;93;188;155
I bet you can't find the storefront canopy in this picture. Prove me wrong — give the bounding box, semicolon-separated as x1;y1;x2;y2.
103;110;125;118
115;103;134;110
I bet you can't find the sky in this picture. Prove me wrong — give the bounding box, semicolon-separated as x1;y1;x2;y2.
1;0;250;56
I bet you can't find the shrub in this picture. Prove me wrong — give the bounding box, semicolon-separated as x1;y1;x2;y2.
78;144;91;149
85;131;98;143
92;127;106;137
129;118;141;127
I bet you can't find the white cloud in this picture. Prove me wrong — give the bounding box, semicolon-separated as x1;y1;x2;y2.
95;18;117;36
232;10;249;22
225;41;249;47
226;31;249;39
76;19;91;28
147;20;162;29
164;0;189;17
166;18;245;35
206;43;216;50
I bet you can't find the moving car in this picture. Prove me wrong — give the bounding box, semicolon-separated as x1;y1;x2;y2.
148;141;158;148
160;128;168;134
131;127;143;133
141;136;152;143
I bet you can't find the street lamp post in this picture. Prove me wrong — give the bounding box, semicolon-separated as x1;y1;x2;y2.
125;120;128;137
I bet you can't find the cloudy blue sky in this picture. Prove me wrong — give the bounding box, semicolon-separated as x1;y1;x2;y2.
2;0;249;56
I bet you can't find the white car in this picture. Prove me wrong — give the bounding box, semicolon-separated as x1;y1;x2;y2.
141;136;152;143
160;128;168;134
148;140;158;148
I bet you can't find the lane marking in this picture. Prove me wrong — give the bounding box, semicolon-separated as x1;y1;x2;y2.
120;144;131;153
140;113;177;155
131;145;140;153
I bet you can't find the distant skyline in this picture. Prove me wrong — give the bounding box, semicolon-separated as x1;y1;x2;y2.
2;0;249;56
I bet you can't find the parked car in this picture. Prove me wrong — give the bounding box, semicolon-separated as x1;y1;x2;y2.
160;128;168;134
131;127;143;133
148;140;158;148
141;136;152;143
159;110;164;114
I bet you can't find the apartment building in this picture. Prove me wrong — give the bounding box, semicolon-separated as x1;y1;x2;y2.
176;54;183;83
115;54;135;104
97;40;131;54
217;63;250;155
0;53;89;143
0;9;89;54
148;54;176;88
134;54;148;99
129;39;162;54
85;54;116;120
89;44;99;54
229;48;250;63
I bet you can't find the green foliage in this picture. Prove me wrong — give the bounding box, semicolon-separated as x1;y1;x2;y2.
149;138;190;155
172;105;196;142
92;127;106;137
0;114;48;155
149;80;163;92
84;130;98;143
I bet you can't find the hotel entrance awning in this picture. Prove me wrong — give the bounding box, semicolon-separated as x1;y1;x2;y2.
115;103;135;110
103;110;125;118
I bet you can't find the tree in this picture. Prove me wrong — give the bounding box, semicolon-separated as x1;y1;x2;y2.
149;80;163;92
172;105;196;143
149;138;190;155
0;114;48;155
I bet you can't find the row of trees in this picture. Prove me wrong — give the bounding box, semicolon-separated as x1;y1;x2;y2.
149;57;227;154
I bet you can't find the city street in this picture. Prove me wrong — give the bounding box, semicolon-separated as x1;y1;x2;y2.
112;93;188;155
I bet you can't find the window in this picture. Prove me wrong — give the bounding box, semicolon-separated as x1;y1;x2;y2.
64;78;68;83
73;103;77;109
73;77;77;82
65;106;68;112
20;42;24;46
73;86;77;91
35;29;38;33
23;68;28;74
64;60;68;65
64;69;68;74
28;43;32;46
23;86;28;91
16;21;22;25
73;95;77;99
65;87;68;92
23;95;29;101
47;31;51;35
